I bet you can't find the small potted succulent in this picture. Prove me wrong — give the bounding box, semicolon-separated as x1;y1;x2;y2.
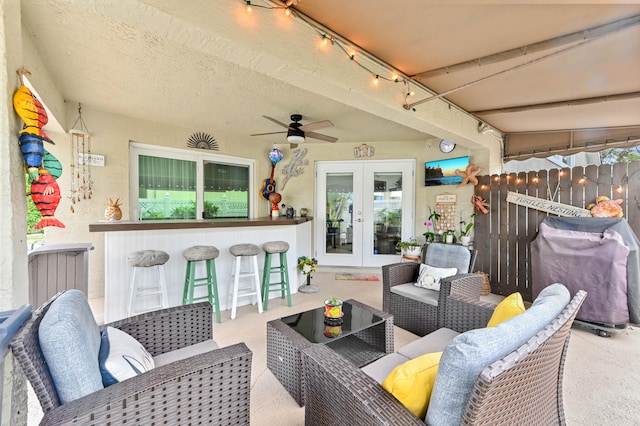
324;296;343;319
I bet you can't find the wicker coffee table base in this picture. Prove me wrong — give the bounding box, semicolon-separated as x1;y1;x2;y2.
266;299;393;406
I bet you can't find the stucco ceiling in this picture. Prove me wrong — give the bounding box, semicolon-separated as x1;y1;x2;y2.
19;0;640;155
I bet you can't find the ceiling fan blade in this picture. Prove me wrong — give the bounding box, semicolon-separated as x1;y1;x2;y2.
250;131;286;136
299;120;333;132
263;116;291;129
305;131;338;143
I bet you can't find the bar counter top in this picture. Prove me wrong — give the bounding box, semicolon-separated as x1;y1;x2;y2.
89;216;313;232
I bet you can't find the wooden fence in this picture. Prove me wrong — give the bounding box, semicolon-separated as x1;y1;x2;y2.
473;161;640;301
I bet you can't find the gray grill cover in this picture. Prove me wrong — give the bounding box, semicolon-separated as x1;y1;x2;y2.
531;217;640;325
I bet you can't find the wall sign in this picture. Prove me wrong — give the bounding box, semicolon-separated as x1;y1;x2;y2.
506;191;590;217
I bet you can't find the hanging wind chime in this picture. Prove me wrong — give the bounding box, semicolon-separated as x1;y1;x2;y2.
69;104;92;212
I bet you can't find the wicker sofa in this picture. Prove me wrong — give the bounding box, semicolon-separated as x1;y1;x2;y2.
303;284;587;425
11;290;252;425
382;243;482;336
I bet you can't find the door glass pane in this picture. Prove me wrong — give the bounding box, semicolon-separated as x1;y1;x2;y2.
373;172;403;255
203;161;250;218
326;173;353;254
138;155;196;219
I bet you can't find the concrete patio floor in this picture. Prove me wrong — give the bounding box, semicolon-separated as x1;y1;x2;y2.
28;268;640;425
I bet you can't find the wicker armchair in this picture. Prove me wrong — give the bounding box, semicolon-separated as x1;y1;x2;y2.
382;243;481;336
303;289;587;425
10;292;252;425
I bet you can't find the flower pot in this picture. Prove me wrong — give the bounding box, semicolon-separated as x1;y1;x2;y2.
402;246;422;258
324;298;343;319
460;236;471;246
445;234;454;244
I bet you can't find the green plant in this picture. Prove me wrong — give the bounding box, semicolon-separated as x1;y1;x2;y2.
422;207;441;243
396;237;421;250
326;296;342;306
444;229;456;243
458;213;476;239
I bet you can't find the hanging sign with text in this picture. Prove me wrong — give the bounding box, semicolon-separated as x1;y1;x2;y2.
506;191;591;217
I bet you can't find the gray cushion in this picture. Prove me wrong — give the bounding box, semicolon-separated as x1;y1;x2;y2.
398;327;460;359
38;290;104;404
263;241;289;254
153;340;220;367
426;283;570;426
128;250;170;267
424;243;471;273
183;245;220;261
390;283;439;307
229;243;260;256
361;353;411;384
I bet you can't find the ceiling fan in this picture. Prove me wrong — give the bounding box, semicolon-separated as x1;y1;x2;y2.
251;114;338;147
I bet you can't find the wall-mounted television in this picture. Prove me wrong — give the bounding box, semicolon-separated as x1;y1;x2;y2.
425;156;469;186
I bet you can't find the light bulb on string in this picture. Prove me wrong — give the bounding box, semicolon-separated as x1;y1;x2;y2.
349;51;356;60
579;175;586;184
617;185;624;193
284;7;290;16
373;75;379;85
245;1;252;12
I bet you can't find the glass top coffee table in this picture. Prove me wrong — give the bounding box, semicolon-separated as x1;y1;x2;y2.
266;299;393;406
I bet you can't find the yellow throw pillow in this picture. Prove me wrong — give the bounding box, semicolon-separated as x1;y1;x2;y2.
381;352;443;418
487;292;525;327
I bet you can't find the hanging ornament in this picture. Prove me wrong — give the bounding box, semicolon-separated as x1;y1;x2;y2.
69;103;93;212
269;147;283;164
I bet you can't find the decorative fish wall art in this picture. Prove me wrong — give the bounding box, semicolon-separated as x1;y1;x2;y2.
13;68;65;229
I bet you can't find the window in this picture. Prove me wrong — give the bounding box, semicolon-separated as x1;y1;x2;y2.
130;143;254;220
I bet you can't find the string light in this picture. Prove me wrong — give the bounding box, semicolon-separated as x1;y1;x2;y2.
617;185;624;193
240;1;413;100
579;175;586;184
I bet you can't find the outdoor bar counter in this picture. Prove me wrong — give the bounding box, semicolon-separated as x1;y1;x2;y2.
90;217;313;322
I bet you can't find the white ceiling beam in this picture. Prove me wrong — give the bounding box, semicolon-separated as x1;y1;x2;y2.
472;91;640;115
412;14;640;80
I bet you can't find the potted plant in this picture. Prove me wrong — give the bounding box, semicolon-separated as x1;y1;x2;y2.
444;229;456;244
458;213;475;246
324;296;343;319
422;207;441;243
297;256;318;286
397;237;422;257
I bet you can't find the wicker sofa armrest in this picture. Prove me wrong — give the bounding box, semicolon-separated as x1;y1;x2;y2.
382;262;420;311
106;301;213;356
443;293;497;332
40;342;252;426
302;344;423;425
436;273;483;329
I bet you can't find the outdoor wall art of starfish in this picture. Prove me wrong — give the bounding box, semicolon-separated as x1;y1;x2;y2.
455;164;482;186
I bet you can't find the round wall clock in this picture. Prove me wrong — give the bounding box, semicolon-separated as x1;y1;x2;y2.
439;139;456;153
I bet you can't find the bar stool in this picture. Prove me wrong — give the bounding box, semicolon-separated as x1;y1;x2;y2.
182;245;221;323
228;243;263;320
261;241;292;310
127;250;170;316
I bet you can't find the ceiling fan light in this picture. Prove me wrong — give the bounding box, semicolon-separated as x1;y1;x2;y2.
287;134;305;144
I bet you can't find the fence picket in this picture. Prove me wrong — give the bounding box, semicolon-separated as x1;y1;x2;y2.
473;161;640;301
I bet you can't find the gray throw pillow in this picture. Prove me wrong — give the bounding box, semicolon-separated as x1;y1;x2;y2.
38;290;103;403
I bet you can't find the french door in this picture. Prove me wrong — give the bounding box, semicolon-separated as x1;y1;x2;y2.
315;160;415;267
